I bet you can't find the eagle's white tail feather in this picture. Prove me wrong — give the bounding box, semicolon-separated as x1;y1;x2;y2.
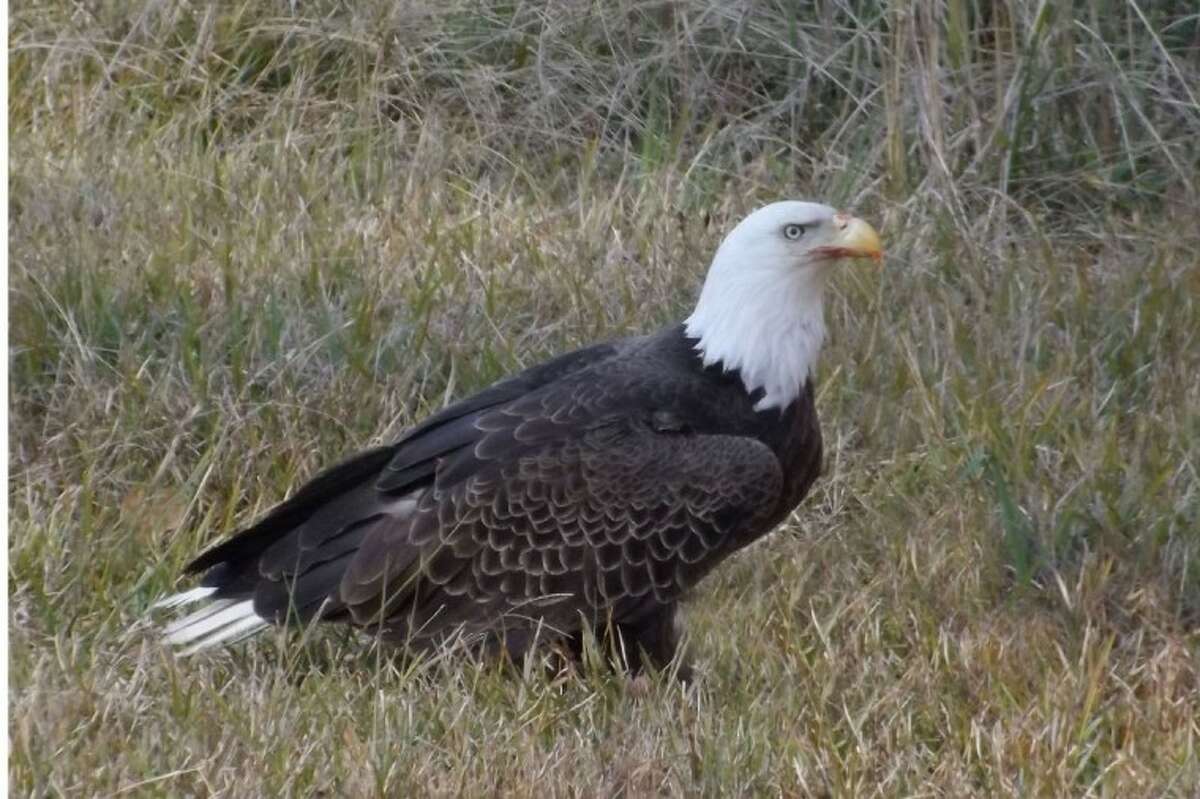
177;612;270;656
162;598;236;637
160;598;269;653
152;586;218;610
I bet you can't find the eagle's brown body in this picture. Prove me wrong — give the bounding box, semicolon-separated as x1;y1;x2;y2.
177;324;822;671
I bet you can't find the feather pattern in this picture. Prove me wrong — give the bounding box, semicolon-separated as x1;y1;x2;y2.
156;324;822;669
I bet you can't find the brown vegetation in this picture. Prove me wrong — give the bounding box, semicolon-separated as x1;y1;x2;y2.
9;1;1199;795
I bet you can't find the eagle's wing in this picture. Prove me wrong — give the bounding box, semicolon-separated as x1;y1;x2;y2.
331;392;785;651
164;337;788;660
181;340;620;577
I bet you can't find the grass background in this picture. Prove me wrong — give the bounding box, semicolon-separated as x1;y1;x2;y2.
8;0;1200;795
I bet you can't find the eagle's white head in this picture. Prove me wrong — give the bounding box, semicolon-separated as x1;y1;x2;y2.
684;201;883;411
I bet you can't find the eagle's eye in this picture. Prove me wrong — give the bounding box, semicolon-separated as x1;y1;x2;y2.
783;223;806;241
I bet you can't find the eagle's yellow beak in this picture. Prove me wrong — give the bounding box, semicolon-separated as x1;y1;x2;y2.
814;213;883;262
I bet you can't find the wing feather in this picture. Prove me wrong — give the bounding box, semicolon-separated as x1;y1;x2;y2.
338;403;784;652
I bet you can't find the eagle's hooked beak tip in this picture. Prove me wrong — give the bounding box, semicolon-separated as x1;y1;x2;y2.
832;213;884;262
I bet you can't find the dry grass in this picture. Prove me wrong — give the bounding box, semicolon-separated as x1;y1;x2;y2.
9;1;1200;796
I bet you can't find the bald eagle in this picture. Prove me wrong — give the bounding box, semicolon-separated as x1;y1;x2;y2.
156;201;883;677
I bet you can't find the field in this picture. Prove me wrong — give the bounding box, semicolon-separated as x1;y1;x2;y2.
8;1;1200;796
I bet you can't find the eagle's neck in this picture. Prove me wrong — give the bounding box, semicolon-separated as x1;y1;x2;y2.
683;264;827;412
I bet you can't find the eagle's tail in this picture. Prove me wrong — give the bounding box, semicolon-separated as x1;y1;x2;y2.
153;445;400;654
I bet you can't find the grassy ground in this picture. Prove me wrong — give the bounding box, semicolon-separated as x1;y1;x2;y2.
9;1;1200;796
